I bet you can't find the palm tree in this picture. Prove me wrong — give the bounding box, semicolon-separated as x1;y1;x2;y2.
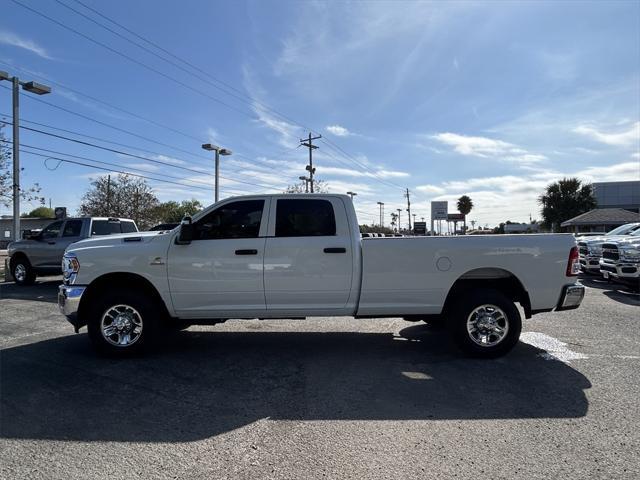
390;212;398;232
457;195;474;233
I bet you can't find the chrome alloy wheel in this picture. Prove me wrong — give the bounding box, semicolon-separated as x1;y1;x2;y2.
100;304;143;347
14;264;26;282
466;304;509;347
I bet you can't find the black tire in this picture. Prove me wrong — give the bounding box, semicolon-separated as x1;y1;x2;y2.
87;288;163;356
447;288;521;358
10;255;36;285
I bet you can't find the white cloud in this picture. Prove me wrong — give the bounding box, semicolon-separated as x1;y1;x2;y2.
412;161;636;226
430;132;546;164
206;127;220;143
0;31;53;60
326;125;352;137
573;121;640;147
416;184;445;195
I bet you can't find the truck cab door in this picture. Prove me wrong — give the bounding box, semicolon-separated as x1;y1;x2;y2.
167;198;269;318
263;197;354;315
30;220;64;268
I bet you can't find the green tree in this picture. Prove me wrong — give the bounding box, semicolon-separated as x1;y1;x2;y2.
0;125;44;208
23;206;54;218
285;179;329;193
457;195;474;233
152;199;203;224
79;174;159;229
538;178;596;232
390;212;398;232
359;224;394;234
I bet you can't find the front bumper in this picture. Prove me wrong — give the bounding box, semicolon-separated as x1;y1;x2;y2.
556;283;585;311
579;255;601;273
599;260;640;282
58;285;86;332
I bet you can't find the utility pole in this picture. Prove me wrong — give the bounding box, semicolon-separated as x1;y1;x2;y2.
300;133;321;193
377;202;384;227
404;188;412;233
0;71;51;241
397;208;402;233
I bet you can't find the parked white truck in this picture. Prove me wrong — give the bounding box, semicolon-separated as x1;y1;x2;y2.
58;194;584;358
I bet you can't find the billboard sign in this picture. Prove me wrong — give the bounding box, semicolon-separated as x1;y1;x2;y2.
431;201;448;220
447;213;465;221
413;222;427;235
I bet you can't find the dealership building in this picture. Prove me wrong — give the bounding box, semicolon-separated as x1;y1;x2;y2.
561;180;640;232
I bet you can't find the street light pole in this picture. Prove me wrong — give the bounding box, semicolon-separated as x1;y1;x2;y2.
202;143;232;202
377;202;384;227
346;191;357;201
397;208;402;233
0;71;51;242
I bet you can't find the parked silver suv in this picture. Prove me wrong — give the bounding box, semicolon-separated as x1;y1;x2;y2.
7;217;137;285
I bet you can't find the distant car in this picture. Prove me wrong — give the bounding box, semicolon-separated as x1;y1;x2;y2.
577;223;640;274
149;223;179;231
7;217;138;285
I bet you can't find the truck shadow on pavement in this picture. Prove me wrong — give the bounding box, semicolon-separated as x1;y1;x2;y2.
0;324;591;443
0;279;61;303
579;276;640;307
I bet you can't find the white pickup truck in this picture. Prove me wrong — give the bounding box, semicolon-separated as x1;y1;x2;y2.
58;194;584;358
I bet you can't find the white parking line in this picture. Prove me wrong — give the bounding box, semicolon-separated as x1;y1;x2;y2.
520;332;588;363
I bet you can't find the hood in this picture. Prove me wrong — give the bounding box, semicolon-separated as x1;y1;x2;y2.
66;231;170;253
579;234;634;246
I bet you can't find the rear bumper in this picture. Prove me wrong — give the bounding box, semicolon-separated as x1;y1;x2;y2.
555;283;585;311
58;285;86;332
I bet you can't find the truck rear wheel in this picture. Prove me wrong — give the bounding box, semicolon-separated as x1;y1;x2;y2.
448;289;521;358
87;289;162;356
10;256;36;285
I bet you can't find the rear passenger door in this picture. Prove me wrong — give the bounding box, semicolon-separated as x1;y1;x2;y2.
263;197;354;314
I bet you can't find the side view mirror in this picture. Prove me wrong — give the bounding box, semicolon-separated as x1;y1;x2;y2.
176;217;194;244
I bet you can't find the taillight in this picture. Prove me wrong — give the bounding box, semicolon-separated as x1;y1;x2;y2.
566;246;580;276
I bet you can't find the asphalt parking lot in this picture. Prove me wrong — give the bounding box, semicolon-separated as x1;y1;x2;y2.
0;275;638;480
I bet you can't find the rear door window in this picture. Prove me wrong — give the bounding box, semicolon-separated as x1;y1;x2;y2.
275;199;336;237
121;221;138;233
91;220;124;236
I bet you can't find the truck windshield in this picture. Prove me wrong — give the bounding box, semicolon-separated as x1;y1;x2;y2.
606;224;640;235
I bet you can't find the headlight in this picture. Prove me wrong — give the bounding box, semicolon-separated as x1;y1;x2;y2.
62;253;80;284
620;248;640;261
589;245;602;255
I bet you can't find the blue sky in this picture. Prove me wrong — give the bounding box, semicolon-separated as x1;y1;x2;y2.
1;0;639;227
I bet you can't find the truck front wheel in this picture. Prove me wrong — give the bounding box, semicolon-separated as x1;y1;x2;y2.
448;289;521;358
87;289;161;356
10;256;36;285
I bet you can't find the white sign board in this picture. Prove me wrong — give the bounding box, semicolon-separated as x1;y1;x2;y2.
431;201;448;220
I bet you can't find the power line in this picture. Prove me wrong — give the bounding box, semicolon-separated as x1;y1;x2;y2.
11;0;411;196
7;123;285;190
0;59;206;145
11;0;256;120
